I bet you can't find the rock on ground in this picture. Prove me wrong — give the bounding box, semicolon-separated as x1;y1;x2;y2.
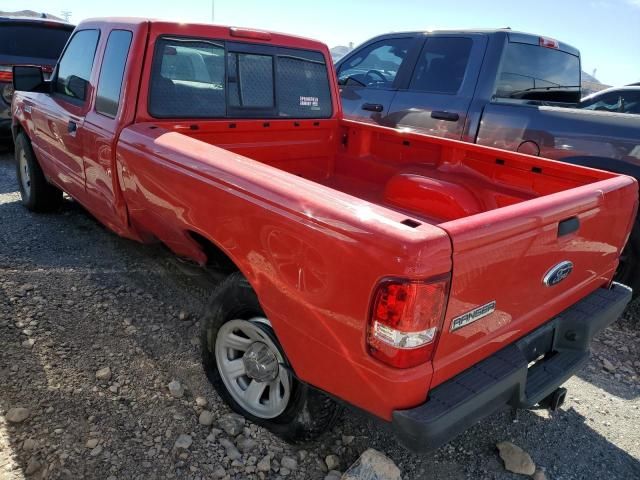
342;449;401;480
95;366;112;381
168;380;184;398
198;409;214;426
496;441;536;476
5;407;30;423
218;412;245;436
173;434;193;450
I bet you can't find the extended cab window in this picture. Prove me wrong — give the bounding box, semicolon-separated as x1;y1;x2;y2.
55;29;100;102
337;38;412;89
96;30;133;118
409;37;472;94
495;42;580;103
149;36;332;119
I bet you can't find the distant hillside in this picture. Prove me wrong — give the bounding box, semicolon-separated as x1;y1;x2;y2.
0;10;64;21
330;45;352;62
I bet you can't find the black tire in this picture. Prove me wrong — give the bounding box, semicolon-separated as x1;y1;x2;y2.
200;272;341;442
15;132;63;212
615;218;640;298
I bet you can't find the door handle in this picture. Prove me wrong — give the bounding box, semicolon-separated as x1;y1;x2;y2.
431;110;460;122
67;121;77;134
361;103;384;113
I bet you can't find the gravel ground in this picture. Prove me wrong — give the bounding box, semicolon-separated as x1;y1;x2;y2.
1;148;639;480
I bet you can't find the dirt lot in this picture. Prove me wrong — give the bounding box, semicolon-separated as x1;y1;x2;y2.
0;148;639;480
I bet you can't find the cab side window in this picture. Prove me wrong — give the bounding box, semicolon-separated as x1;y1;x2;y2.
337;38;412;89
409;37;472;94
96;30;133;118
55;29;100;102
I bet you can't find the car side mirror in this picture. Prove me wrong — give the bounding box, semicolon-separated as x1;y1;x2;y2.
67;75;87;101
13;66;48;93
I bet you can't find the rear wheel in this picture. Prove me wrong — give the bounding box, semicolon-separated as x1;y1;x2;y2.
15;133;63;212
200;272;341;442
615;219;640;298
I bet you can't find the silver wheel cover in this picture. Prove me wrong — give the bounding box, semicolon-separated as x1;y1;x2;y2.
215;318;291;419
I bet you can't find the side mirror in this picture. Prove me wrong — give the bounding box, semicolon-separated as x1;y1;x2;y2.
13;66;47;93
67;75;87;101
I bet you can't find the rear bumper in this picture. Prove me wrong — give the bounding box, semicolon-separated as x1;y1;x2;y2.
391;282;632;452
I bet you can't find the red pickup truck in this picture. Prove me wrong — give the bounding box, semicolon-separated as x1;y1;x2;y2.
11;18;638;451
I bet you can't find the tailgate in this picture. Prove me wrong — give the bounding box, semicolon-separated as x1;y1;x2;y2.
431;175;637;387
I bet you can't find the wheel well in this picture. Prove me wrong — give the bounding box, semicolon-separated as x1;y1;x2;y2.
187;230;239;274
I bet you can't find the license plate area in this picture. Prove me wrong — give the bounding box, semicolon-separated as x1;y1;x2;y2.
517;322;556;365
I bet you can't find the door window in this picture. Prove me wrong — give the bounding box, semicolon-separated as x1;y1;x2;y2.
409;37;472;94
580;92;623;112
621;92;640;114
55;29;100;102
337;38;412;89
96;30;133;118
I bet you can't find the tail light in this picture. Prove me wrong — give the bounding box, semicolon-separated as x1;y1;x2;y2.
0;67;13;104
367;275;450;368
0;66;12;82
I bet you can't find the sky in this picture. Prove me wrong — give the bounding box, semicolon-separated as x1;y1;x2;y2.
2;0;639;86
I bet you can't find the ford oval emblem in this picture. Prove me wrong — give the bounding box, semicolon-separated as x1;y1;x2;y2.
543;261;574;287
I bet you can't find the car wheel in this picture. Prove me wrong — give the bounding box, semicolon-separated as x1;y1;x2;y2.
15;132;63;212
200;272;342;442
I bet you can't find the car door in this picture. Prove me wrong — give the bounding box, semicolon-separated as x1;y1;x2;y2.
82;28;135;232
36;29;100;198
335;36;422;123
385;35;486;140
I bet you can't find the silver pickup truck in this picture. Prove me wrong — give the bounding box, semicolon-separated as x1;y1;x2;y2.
335;29;640;293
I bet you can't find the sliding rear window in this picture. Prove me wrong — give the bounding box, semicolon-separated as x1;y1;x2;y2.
148;36;332;119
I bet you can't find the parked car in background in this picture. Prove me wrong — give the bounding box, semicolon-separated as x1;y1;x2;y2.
579;86;640;114
335;29;640;294
11;18;637;452
0;16;74;142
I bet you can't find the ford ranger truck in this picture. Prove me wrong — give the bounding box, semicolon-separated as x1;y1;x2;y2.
336;30;640;296
11;18;638;452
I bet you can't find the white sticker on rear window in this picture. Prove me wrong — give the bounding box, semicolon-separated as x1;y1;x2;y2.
299;96;319;107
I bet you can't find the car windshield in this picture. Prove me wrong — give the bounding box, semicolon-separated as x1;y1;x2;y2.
495;42;581;103
0;24;72;59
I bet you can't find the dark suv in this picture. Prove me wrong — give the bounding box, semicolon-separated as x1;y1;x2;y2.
0;16;74;141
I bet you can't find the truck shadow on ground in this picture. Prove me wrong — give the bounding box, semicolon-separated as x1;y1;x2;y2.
1;163;639;479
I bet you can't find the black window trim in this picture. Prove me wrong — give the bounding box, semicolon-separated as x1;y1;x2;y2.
52;28;101;107
147;34;334;120
95;29;134;119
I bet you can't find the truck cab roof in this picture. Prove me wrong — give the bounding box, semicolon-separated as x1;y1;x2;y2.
79;17;330;53
362;29;580;56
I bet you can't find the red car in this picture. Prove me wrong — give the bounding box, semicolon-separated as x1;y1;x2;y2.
11;18;637;451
